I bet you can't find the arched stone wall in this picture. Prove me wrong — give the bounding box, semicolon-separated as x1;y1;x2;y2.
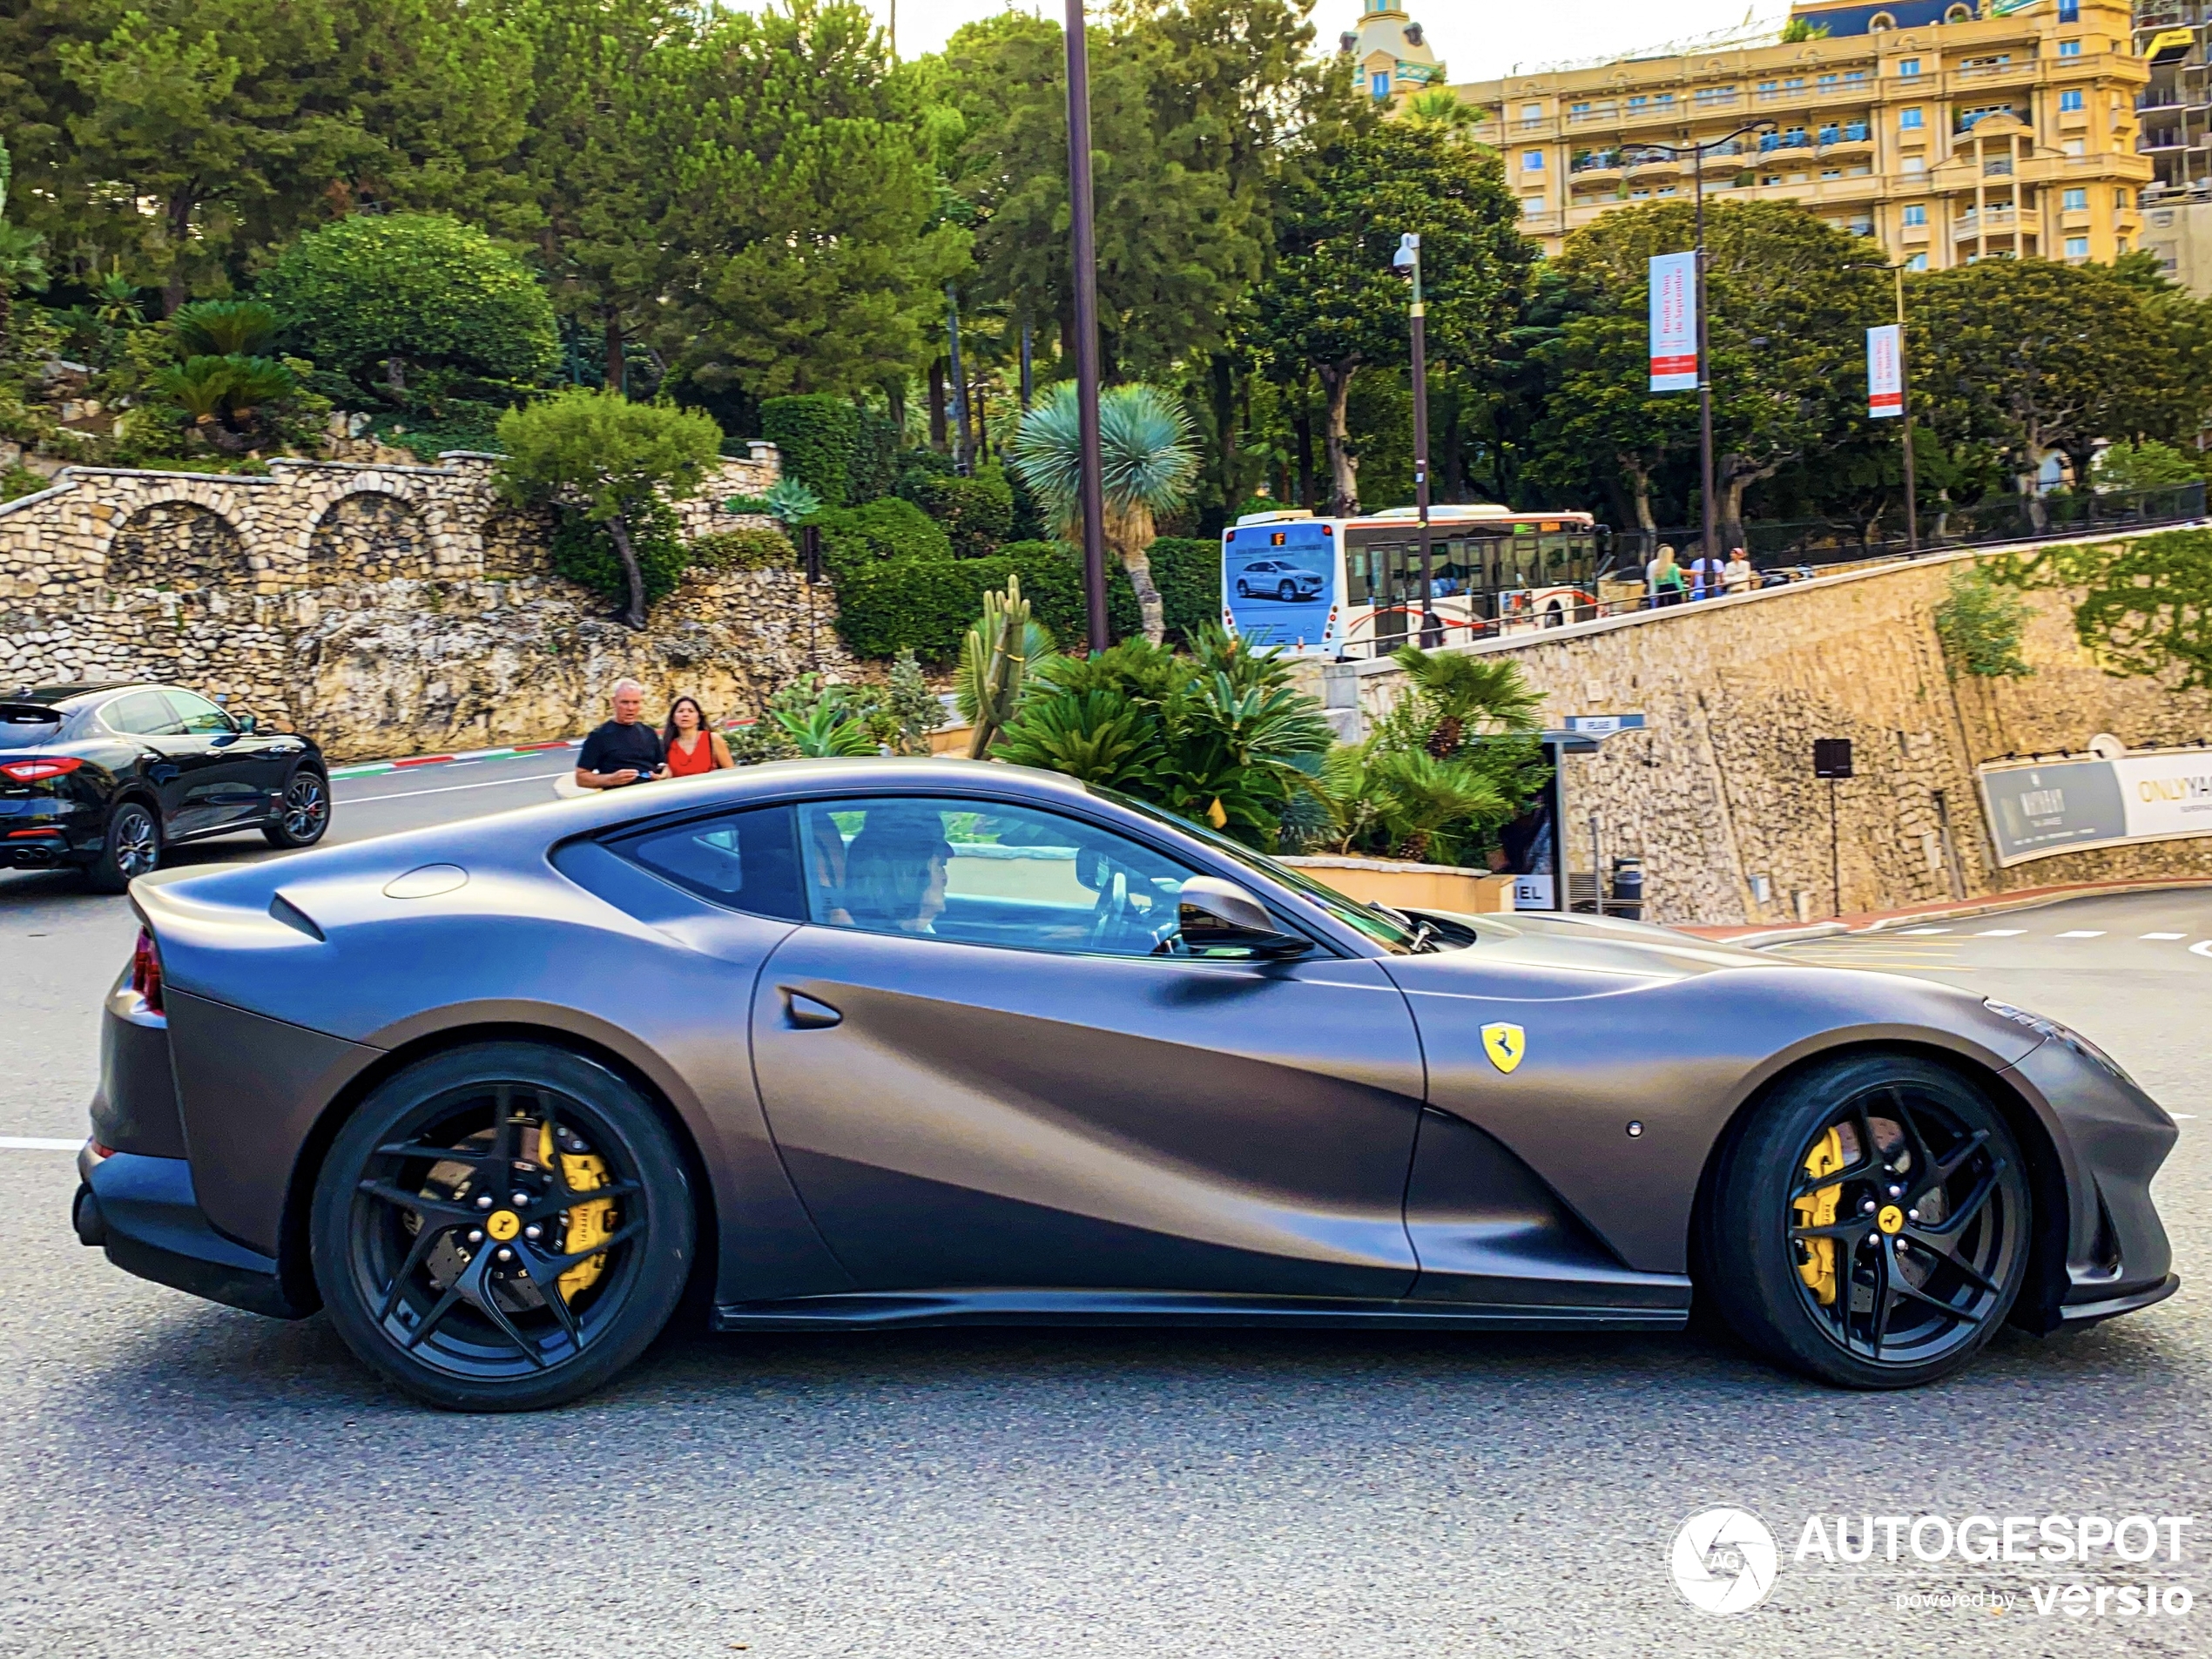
309;491;432;582
104;500;252;589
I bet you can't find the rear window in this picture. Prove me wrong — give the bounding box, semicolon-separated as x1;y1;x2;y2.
605;805;806;920
105;691;184;736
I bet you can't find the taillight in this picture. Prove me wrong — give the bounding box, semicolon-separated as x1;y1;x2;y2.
0;757;81;784
130;927;165;1015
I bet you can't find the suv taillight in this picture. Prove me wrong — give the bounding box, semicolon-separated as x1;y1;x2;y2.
130;927;165;1015
0;757;80;784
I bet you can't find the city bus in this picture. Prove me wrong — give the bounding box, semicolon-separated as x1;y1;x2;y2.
1220;504;1605;658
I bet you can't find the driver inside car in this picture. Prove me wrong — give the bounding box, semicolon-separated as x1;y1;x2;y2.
838;820;954;935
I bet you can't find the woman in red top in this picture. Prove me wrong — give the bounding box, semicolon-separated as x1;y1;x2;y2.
662;695;734;777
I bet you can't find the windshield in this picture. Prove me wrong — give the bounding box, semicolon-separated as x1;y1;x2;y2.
1089;786;1427;953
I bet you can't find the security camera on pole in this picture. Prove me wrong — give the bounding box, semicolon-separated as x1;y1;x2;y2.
1393;232;1440;648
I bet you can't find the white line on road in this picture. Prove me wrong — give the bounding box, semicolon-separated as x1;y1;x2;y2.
0;1137;81;1151
2142;932;2188;941
1897;927;1952;934
2056;931;2107;939
2192;941;2212;959
338;768;572;805
1976;928;2027;936
2174;1114;2198;1120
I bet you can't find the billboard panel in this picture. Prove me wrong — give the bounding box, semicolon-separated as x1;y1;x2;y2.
1222;520;1337;651
1978;749;2212;865
1649;252;1698;391
1867;323;1903;419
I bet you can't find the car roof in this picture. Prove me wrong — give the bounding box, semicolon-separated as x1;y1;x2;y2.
6;682;145;708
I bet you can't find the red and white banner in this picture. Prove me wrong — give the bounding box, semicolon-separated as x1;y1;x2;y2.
1649;251;1698;391
1867;323;1904;418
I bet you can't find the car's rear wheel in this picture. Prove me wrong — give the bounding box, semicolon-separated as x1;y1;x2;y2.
1278;580;1296;600
311;1042;694;1412
1705;1052;2030;1389
263;767;330;848
84;798;161;894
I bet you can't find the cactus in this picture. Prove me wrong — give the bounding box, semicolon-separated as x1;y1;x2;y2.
956;572;1055;759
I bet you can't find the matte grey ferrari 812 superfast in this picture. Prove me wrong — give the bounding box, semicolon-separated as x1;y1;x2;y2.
72;759;2177;1409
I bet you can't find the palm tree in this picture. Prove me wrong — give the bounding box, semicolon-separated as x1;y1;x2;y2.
1386;645;1546;757
1010;381;1199;645
1405;87;1484;134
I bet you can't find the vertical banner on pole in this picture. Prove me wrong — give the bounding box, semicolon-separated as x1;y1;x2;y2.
1649;251;1699;391
1867;323;1903;419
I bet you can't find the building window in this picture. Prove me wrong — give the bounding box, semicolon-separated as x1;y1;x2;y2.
1899;58;1920;77
1906;253;1928;271
2060;90;2085;112
1903;204;1928;226
2066;236;2090;257
2064;138;2085;154
1817;72;1838;88
1757;79;1777;92
2059;0;2079;18
2062;186;2087;210
1570;101;1591;114
1871;13;1896;30
2118;187;2131;209
1522;149;1545;171
1901;108;1925;130
1371;71;1391;99
1629;94;1648;110
1945;3;1972;20
1845;70;1867;83
1902;155;1927;173
2058;40;2081;57
1521;103;1542;118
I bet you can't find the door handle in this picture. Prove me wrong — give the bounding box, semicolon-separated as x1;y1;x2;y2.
781;988;842;1029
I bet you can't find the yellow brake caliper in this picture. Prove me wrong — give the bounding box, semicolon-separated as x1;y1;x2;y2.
1793;1127;1845;1305
538;1124;614;1300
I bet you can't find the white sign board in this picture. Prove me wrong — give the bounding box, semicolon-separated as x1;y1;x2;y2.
1979;749;2212;865
1513;873;1556;910
1867;323;1903;419
1649;252;1698;392
1564;714;1648;738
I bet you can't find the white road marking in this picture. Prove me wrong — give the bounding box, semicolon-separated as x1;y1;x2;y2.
2174;1115;2198;1120
338;768;573;805
2056;931;2106;939
1896;927;1952;934
2141;932;2188;941
1976;928;2027;936
0;1137;81;1151
2191;941;2212;960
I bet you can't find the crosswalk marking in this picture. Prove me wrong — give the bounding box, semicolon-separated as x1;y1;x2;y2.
2056;931;2107;939
2141;932;2188;941
1975;928;2026;936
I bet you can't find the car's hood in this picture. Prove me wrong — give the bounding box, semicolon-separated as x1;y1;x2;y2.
1397;907;1772;988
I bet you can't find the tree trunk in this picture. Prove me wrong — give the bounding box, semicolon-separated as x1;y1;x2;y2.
1317;361;1360;516
1620;453;1656;532
1291;374;1316;510
0;287;12;361
1107;500;1165;644
2016;453;2050;533
1716;454;1785;557
927;358;948;451
607;509;648;629
386;356;407;395
604;308;625;396
162;192;195;316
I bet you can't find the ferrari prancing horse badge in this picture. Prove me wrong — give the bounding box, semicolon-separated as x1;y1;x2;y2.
1481;1022;1527;1075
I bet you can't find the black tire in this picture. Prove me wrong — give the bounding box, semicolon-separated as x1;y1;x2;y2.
84;797;161;894
263;766;331;848
1704;1052;2031;1389
311;1042;694;1412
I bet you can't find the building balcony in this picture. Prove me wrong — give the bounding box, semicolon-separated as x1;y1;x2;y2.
1568;152;1623;179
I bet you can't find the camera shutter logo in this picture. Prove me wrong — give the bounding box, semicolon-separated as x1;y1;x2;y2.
1670;1507;1779;1615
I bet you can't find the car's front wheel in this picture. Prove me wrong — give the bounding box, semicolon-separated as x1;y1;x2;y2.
1704;1052;2031;1389
84;798;161;894
263;767;331;848
311;1042;694;1411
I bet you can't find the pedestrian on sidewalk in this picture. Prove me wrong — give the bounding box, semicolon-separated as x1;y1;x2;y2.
663;695;733;776
1720;546;1756;595
1687;548;1723;600
1648;544;1686;608
575;678;666;790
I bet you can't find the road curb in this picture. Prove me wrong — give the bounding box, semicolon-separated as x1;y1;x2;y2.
328;738;583;781
1683;875;2212;950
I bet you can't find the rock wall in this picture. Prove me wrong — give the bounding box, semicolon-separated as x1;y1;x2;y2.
1306;543;2212;927
0;447;860;761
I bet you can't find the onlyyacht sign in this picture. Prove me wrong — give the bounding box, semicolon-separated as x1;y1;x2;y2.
1979;749;2212;866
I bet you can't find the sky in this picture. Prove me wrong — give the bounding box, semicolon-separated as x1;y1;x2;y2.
863;2;1790;81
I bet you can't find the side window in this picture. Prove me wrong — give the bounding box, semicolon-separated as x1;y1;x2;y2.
607;805;805;920
105;691;184;736
797;796;1212;957
162;690;235;735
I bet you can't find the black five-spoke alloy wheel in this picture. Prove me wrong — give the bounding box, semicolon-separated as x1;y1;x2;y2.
1706;1052;2031;1388
311;1043;693;1411
86;799;160;893
265;768;331;848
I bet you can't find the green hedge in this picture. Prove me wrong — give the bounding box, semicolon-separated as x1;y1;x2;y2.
813;496;951;579
688;526;794;572
761;395;859;506
551;498;687;609
833;537;1231;664
900;467;1014;557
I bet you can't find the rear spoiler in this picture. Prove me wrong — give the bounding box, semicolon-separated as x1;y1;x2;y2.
0;701;63;728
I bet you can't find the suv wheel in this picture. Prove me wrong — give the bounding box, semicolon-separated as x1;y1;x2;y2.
85;799;161;894
264;768;331;848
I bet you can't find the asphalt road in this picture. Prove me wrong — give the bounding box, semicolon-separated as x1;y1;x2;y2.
1;774;2207;1656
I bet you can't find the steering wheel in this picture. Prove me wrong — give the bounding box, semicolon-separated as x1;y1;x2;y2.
1088;868;1131;948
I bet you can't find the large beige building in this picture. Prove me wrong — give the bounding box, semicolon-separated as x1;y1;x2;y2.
1441;0;2151;270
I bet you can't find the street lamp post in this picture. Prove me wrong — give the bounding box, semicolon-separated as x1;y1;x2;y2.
1062;0;1109;654
1894;263;1919;552
1393;233;1440;647
945;282;969;476
1624;121;1773;569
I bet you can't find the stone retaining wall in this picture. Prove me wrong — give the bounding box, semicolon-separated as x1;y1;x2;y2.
0;447;860;760
1304;543;2212;927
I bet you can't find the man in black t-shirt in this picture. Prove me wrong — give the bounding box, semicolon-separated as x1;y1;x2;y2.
575;680;665;789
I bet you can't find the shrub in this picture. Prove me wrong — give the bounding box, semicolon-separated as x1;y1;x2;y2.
900;466;1014;556
835;541;1139;664
761;394;859;506
1143;536;1224;643
813;496;952;579
2093;440;2207;492
261;213;559;390
689;526;794;573
1933;564;2033;679
551;496;688;610
849;406;903;503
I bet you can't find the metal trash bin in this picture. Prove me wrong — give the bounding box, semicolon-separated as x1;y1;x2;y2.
1609;856;1644;921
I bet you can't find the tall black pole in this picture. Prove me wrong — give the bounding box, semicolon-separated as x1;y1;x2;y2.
945;282;969;477
1895;264;1919;553
1407;238;1438;648
1695;152;1716;569
1020;320;1034;410
1063;0;1109;654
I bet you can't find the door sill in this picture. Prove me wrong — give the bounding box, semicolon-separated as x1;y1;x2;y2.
711;1288;1689;1333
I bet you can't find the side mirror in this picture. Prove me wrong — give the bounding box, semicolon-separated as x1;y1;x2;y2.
234;711;258;734
1178;876;1311;958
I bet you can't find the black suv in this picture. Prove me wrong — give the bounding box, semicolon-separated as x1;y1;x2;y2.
0;683;328;891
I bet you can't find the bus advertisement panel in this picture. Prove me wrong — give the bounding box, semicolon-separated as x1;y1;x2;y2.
1223;518;1337;650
